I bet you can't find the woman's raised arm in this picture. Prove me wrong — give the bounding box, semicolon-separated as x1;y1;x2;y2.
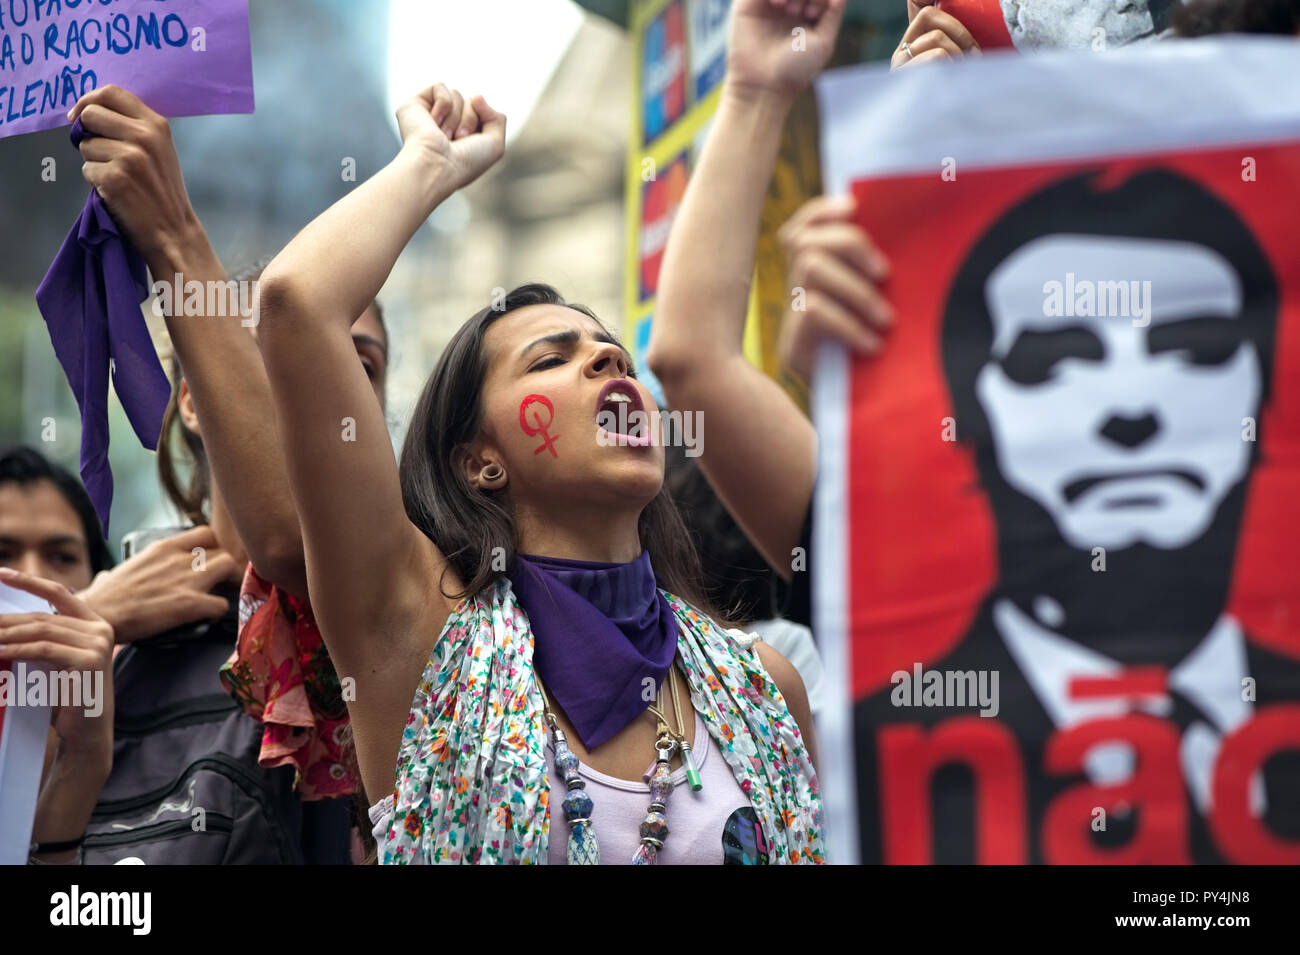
255;86;504;793
68;84;307;598
648;1;843;578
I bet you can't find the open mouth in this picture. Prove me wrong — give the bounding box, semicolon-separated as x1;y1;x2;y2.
595;379;652;447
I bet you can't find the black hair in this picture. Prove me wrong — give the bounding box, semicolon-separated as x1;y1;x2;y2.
941;168;1279;449
1147;0;1181;30
156;352;211;525
1171;0;1300;36
664;446;779;625
399;283;710;611
0;445;113;574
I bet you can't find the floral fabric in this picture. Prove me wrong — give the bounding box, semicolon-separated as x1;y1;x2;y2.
381;579;824;864
669;595;825;863
219;565;360;800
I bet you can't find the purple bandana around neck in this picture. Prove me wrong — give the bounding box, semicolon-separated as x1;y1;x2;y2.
34;117;172;534
508;550;679;750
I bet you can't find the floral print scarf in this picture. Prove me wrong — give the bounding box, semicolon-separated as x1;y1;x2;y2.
220;566;359;799
381;579;825;864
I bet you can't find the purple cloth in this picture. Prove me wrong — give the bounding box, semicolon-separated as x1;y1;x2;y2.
509;550;679;750
34;117;172;534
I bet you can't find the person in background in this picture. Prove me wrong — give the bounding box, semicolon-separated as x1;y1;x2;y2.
20;82;391;862
0;446;113;589
0;446;239;864
67;84;389;600
890;0;1186;69
652;0;1300;640
66;92;390;846
41;336;352;862
0;447;118;863
665;448;825;718
0;443;236;656
650;0;872;634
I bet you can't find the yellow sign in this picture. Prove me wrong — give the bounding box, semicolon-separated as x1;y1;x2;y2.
624;0;820;409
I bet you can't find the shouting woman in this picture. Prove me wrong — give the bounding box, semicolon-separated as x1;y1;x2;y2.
253;3;834;866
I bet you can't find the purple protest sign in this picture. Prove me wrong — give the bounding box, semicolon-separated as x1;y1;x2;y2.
0;0;253;139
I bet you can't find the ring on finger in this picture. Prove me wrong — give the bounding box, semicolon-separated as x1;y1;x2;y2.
902;39;915;61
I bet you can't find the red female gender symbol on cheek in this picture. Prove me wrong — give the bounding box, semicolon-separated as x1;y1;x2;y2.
519;394;560;458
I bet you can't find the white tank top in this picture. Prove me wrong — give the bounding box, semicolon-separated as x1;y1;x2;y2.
545;710;752;865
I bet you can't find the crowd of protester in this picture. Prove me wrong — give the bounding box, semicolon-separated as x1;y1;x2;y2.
3;0;1295;865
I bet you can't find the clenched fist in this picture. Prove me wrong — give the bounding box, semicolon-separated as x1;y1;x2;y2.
395;83;506;192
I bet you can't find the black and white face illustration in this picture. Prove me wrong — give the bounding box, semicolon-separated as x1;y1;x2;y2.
975;234;1260;552
1000;0;1158;49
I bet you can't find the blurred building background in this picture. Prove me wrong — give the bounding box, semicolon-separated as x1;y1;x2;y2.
0;0;629;553
0;0;901;555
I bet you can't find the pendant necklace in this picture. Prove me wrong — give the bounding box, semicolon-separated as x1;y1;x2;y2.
538;657;701;865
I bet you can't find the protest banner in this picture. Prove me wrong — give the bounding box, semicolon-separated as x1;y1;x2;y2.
0;0;253;139
935;0;1176;51
0;581;56;865
935;0;1014;49
624;0;818;408
814;38;1300;864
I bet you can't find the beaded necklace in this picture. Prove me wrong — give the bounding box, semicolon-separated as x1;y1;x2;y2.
538;659;700;865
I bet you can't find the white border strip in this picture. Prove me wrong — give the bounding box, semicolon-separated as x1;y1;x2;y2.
0;585;54;865
0;684;47;865
811;341;857;864
818;36;1300;195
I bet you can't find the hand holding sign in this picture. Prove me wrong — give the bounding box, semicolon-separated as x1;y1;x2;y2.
0;571;114;864
777;194;893;381
67;85;198;268
893;1;984;69
396;83;506;193
0;568;114;758
935;0;1014;49
24;2;255;532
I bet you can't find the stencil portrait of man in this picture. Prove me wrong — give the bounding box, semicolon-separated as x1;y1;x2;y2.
999;0;1179;48
854;168;1300;864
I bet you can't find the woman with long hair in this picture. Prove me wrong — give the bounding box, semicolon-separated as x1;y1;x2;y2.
254;5;828;865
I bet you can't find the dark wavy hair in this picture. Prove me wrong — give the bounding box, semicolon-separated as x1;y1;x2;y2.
1171;0;1300;36
156;353;210;525
0;445;113;574
664;447;780;625
399;283;709;611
